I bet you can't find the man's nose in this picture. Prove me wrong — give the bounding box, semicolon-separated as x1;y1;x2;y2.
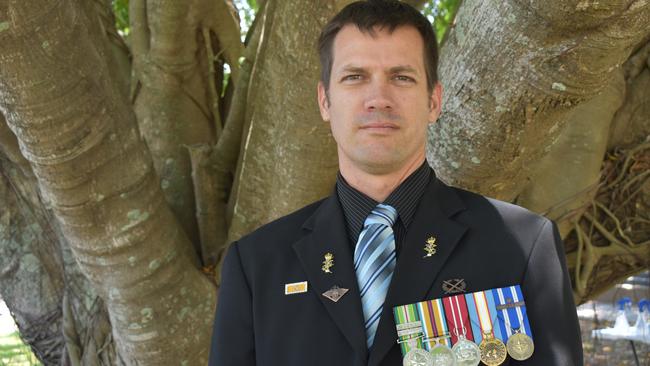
363;80;393;111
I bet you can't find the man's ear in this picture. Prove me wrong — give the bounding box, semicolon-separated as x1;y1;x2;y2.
428;82;443;124
317;81;331;122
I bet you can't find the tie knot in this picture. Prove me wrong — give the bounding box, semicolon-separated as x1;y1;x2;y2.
364;203;398;228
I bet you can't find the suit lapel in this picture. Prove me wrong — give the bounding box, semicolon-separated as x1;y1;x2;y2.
293;194;368;362
369;176;469;366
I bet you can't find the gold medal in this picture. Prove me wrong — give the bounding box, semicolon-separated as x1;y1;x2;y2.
506;332;534;360
479;332;507;366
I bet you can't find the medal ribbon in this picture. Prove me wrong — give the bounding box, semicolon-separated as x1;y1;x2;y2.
485;289;506;342
466;290;505;343
493;286;533;339
493;287;515;338
512;285;533;338
393;304;424;356
417;298;450;349
442;294;474;345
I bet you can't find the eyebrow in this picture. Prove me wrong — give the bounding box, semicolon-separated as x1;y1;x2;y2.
339;65;367;74
339;64;419;75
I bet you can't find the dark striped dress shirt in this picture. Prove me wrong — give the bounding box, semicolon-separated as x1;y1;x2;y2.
335;161;432;257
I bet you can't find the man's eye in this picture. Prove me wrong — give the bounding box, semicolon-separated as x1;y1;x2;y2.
394;75;415;82
342;74;362;81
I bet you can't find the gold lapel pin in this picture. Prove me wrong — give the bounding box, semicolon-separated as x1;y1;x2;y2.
423;236;437;258
322;252;334;273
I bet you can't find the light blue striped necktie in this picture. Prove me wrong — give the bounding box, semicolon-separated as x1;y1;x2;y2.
354;203;398;350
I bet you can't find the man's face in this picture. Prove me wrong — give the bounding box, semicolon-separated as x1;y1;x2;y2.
318;24;442;175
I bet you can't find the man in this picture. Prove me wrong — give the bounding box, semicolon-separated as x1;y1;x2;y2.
209;1;583;365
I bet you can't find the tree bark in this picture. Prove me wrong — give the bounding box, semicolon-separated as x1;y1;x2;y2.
226;0;340;242
0;160;66;365
0;127;117;365
516;71;626;237
0;2;131;364
565;40;650;302
430;0;650;200
0;0;215;364
77;0;131;100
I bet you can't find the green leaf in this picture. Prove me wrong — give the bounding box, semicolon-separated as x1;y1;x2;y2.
112;0;130;35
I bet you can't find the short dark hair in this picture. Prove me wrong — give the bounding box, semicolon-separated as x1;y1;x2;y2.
317;0;439;93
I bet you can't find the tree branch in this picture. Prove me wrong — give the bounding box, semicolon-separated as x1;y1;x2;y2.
205;0;244;82
0;112;32;175
430;0;650;200
188;144;223;270
80;0;131;99
516;70;626;237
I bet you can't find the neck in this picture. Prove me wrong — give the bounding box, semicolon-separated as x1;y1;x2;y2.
339;155;426;202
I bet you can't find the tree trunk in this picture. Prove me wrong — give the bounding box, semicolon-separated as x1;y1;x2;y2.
1;113;120;366
431;0;649;200
226;0;339;242
0;0;215;364
0;155;66;365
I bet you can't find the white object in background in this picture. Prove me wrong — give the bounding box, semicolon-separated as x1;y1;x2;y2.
592;297;634;340
0;300;19;336
632;299;649;344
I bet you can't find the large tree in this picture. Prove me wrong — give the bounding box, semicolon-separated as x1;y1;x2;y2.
0;0;648;364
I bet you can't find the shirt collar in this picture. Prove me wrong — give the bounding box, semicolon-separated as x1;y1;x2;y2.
336;161;432;241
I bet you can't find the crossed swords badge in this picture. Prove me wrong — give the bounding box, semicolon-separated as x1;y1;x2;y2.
442;278;467;294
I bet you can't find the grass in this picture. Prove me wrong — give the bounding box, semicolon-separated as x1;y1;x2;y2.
0;332;41;366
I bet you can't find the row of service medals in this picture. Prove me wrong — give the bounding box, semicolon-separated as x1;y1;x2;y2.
398;321;479;366
394;286;534;366
398;324;533;366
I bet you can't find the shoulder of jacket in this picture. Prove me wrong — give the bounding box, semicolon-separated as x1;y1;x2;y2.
448;184;550;231
234;197;327;254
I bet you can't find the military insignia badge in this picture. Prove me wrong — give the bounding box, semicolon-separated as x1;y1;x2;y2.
423;236;437;257
442;278;467;294
322;286;348;303
321;252;334;273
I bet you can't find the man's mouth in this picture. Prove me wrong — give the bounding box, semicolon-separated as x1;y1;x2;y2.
360;122;399;130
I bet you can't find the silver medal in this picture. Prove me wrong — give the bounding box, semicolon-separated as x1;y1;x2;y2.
429;343;457;366
451;336;481;366
403;348;433;366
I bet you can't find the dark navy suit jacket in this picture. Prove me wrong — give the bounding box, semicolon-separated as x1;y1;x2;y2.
209;172;583;365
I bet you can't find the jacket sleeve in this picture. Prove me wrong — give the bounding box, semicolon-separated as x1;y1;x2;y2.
519;219;583;365
209;242;256;366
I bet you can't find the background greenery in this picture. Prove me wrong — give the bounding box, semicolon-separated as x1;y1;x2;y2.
110;0;462;42
0;332;40;366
